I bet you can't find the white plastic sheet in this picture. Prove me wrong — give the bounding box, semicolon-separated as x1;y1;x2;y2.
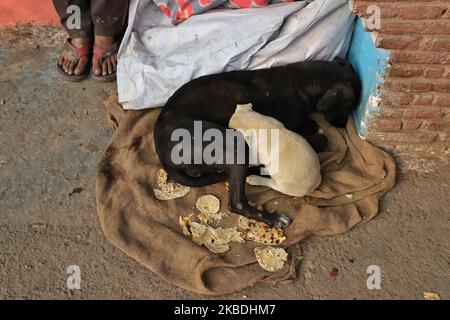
117;0;356;110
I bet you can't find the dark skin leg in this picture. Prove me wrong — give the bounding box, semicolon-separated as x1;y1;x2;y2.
248;165;269;177
221;128;291;228
227;164;292;229
92;35;118;76
305;134;328;153
296;118;320;137
58;38;90;76
295;118;328;153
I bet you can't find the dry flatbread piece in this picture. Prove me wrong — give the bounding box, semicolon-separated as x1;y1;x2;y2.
238;216;286;245
153;169;190;200
254;246;288;272
179;216;245;254
197;211;227;224
179;216;193;236
196;195;220;214
423;292;441;300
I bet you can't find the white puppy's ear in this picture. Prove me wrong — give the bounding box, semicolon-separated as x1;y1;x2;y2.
236;103;253;112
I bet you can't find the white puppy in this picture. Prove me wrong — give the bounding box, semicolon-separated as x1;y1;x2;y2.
229;103;321;197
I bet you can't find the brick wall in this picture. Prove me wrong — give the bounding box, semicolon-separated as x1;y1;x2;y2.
352;0;450;156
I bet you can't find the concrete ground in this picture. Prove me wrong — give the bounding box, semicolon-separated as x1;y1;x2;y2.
0;25;449;300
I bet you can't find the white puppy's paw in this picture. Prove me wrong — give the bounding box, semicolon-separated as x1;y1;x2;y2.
246;175;261;186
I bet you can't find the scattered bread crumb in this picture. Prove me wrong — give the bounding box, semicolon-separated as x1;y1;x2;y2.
424;292;441;300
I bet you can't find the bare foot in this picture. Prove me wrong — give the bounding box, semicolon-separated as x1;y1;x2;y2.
92;36;117;76
58;38;90;76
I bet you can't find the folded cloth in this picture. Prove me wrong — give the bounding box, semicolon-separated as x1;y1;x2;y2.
96;94;396;296
154;0;296;24
117;0;356;110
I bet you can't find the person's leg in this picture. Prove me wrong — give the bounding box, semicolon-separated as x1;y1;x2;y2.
90;0;128;77
53;0;92;76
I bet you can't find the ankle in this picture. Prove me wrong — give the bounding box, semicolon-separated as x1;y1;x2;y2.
94;35;115;48
70;37;90;48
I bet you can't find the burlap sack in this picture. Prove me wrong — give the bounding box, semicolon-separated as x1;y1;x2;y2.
96;94;396;296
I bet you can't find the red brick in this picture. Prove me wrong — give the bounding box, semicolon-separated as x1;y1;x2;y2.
443;68;450;79
397;6;447;20
353;1;397;18
442;134;450;144
380;20;450;35
379;108;406;118
386;78;450;93
422;120;450;131
390;50;450;64
445;111;450;119
442;8;450;19
376;34;418;50
372;118;403;131
402;120;423;130
390;65;423;78
413;94;434;105
433;81;450;93
444;7;450;19
365;131;438;144
421;21;450;34
390;143;449;155
430;38;450;52
404;107;444;119
434;95;450;106
378;36;450;52
380;90;414;106
424;67;444;78
385;78;433;92
353;2;450;20
376;34;450;52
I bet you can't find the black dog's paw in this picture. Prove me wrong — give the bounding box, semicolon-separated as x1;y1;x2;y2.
248;165;270;177
270;213;292;229
297;119;320;137
307;134;328;153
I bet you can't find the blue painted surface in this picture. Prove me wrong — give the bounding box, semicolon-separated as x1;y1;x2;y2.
347;18;390;137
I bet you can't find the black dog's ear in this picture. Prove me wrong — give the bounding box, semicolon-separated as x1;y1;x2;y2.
334;56;348;66
316;82;353;112
316;86;340;112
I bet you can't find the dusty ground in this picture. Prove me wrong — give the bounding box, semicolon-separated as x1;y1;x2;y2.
0;25;449;300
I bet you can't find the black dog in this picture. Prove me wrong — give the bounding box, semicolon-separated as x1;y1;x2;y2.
154;58;361;229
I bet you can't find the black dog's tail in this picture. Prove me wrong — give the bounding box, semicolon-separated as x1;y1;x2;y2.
164;168;228;188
